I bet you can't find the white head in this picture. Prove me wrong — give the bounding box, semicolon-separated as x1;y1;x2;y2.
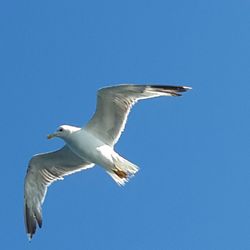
47;125;80;140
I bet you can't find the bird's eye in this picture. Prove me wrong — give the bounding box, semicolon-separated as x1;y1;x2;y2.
58;128;63;132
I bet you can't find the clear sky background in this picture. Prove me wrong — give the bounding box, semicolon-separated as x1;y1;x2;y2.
1;0;249;249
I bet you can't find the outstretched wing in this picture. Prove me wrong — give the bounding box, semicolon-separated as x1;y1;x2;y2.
85;84;191;146
24;145;94;240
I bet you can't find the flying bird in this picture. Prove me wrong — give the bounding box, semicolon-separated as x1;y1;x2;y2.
24;84;191;240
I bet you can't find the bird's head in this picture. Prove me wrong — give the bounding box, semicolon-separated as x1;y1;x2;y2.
47;125;80;139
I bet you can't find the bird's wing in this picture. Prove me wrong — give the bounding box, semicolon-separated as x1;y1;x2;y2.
85;84;191;146
24;145;94;240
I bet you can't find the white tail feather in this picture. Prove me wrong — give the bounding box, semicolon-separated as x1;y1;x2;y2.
106;156;139;186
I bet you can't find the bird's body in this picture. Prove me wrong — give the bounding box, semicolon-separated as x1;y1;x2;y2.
61;126;135;178
24;84;191;240
64;127;105;163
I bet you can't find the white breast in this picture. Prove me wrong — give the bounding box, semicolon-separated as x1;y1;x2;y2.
64;129;106;163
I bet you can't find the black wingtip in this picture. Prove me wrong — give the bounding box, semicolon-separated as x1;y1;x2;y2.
25;203;37;241
148;85;192;97
24;200;44;241
150;85;192;92
37;218;43;229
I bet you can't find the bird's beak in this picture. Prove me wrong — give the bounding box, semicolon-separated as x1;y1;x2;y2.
47;133;56;139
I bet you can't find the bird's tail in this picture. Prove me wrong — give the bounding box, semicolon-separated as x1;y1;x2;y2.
106;155;139;186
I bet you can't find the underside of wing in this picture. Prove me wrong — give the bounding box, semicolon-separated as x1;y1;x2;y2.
85;84;191;146
24;145;94;240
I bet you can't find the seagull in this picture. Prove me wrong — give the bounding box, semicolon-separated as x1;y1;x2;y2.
24;84;191;240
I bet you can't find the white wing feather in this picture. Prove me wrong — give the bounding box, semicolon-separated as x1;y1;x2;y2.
85;84;191;146
24;145;94;240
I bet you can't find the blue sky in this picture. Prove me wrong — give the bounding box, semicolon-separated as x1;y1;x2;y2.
1;0;250;249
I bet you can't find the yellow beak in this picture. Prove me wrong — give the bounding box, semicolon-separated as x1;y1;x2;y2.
47;134;55;139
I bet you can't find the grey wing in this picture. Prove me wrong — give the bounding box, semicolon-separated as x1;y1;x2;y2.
24;145;94;240
85;84;191;146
